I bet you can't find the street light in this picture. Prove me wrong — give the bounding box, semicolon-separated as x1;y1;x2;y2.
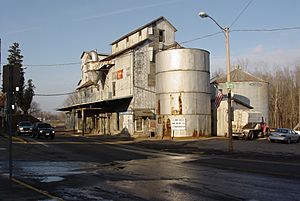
199;11;233;152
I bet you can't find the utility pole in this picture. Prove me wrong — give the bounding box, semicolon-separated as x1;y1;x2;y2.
199;12;233;152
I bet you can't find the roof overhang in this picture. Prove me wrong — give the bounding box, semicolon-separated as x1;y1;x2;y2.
58;96;133;113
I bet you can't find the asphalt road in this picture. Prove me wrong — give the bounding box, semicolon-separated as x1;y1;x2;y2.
0;133;300;201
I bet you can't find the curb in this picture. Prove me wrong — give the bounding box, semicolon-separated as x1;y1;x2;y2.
0;133;28;143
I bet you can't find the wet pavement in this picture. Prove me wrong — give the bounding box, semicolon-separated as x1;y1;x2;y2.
0;174;53;201
1;133;300;200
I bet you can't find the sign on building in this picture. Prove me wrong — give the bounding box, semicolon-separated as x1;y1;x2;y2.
117;69;123;80
171;118;186;130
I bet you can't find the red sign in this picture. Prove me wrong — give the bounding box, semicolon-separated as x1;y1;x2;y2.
117;69;123;80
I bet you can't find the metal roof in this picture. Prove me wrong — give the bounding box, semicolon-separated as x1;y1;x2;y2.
110;16;177;45
213;68;268;83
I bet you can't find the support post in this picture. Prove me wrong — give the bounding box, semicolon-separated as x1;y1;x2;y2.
7;64;13;180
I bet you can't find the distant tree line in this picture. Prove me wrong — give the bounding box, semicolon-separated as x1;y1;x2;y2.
252;65;300;129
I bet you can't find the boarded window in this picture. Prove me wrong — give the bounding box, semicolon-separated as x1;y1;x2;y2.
148;27;153;35
148;47;154;62
112;82;116;96
136;118;143;131
159;29;165;42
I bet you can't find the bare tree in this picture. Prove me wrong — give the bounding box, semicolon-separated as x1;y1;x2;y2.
63;91;81;107
29;101;41;116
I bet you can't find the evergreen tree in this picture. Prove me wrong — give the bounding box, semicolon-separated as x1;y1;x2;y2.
21;79;35;114
6;42;35;114
7;43;25;110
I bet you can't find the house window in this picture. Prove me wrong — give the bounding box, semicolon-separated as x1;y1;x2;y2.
138;30;142;36
159;29;165;42
112;82;116;96
126;37;129;43
116;43;118;48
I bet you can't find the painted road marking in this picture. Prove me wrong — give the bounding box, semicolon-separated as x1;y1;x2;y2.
0;147;6;151
12;177;64;201
18;138;50;148
0;174;64;201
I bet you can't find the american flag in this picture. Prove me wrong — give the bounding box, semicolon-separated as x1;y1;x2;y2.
215;90;223;108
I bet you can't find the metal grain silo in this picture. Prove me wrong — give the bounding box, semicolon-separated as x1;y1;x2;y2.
156;48;211;137
216;68;269;123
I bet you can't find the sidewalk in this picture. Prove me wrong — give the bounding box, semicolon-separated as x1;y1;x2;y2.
0;174;51;201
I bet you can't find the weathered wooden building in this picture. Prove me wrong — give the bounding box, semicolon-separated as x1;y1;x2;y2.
60;16;180;136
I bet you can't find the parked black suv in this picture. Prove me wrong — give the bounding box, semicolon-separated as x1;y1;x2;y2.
32;122;55;139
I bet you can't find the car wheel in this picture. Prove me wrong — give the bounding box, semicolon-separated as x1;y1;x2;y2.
270;139;274;143
297;138;300;143
37;134;40;139
248;131;254;140
259;131;264;138
51;135;55;139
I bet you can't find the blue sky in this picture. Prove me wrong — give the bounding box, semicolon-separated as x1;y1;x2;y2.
1;0;300;112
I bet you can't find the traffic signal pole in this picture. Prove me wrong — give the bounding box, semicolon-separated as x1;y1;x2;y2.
8;64;13;180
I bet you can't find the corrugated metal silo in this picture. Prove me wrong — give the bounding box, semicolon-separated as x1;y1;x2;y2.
216;68;269;123
156;48;211;137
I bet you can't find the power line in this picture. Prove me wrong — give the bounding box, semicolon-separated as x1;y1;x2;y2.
232;26;300;32
179;31;223;44
0;61;80;67
230;0;254;28
180;26;300;44
35;92;75;96
23;62;80;67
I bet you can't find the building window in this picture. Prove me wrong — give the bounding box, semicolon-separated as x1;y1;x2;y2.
112;82;116;96
138;30;142;36
116;43;118;48
136;117;143;131
126;37;129;43
159;29;165;42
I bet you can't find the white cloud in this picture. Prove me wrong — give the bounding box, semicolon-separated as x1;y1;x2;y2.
210;47;300;73
80;0;183;21
251;44;264;54
242;48;300;68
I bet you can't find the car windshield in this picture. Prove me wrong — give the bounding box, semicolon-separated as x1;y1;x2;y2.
275;129;288;133
19;122;32;126
38;123;52;128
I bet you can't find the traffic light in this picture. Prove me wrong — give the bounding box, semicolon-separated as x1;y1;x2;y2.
2;64;20;92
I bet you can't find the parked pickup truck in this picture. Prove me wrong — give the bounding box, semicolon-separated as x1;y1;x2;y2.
233;121;270;140
232;111;269;140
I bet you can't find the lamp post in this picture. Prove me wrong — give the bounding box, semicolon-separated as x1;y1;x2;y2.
199;12;233;152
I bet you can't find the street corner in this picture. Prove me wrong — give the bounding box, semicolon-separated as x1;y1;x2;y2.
0;174;55;201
